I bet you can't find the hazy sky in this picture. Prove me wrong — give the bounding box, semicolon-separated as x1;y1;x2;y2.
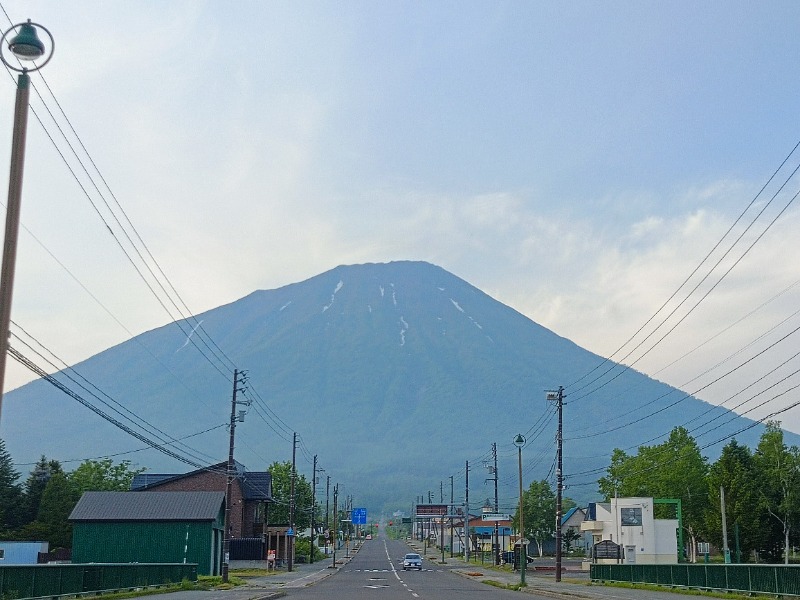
2;1;800;437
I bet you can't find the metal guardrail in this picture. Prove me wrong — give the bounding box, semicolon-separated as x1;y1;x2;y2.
591;563;800;596
0;563;198;599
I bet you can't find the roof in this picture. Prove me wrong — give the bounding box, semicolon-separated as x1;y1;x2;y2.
240;471;271;501
561;506;579;526
130;461;272;501
69;491;225;522
130;473;175;488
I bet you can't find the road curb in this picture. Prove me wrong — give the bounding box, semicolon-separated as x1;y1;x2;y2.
450;569;594;600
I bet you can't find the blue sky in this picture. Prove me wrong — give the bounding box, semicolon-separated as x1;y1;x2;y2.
2;1;800;434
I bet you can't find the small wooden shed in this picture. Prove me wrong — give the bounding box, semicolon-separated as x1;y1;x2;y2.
69;491;225;575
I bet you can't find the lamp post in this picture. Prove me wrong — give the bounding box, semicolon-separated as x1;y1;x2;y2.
514;434;526;586
0;20;54;421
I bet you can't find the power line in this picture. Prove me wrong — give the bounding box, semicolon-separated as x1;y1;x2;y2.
565;139;800;396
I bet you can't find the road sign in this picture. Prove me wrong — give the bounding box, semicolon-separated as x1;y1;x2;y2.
416;504;447;516
352;507;367;525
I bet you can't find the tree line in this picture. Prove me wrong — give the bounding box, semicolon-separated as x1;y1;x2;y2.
513;422;799;564
0;440;143;549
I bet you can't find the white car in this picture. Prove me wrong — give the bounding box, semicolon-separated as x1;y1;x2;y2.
402;553;423;570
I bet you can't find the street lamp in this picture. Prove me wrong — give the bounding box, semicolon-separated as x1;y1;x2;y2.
0;20;54;421
514;434;526;586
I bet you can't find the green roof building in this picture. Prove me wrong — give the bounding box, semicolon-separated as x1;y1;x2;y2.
69;491;225;575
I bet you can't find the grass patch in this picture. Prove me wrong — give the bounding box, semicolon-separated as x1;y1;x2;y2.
194;575;247;589
229;568;271;577
483;579;526;591
593;580;774;600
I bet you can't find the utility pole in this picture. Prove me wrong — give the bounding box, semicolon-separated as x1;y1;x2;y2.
514;434;526;586
721;486;731;563
492;442;500;565
288;432;297;572
547;386;564;583
450;475;454;558
325;475;331;531
331;484;338;569
310;455;317;564
465;460;470;563
223;369;248;583
485;443;500;565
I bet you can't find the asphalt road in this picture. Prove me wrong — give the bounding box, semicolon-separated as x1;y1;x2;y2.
279;535;558;600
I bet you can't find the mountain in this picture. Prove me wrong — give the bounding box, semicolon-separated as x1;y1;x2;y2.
1;261;792;512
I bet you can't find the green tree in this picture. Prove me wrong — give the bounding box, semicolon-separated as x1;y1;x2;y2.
562;528;581;553
20;456;63;526
753;422;800;564
266;461;313;529
598;427;708;561
514;479;555;557
0;438;22;533
37;471;78;549
68;458;143;494
705;439;763;562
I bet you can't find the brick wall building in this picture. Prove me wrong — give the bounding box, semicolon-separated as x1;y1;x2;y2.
131;461;272;539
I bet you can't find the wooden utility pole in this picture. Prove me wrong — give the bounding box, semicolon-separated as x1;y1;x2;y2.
464;460;470;562
288;432;297;572
310;455;317;564
493;442;500;565
548;386;564;582
331;484;338;568
223;369;247;582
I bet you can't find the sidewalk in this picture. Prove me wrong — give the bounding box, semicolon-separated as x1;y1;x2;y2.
234;543;362;599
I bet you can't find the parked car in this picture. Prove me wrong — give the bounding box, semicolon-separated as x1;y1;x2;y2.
402;552;423;570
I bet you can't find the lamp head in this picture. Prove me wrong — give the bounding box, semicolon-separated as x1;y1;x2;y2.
8;20;45;61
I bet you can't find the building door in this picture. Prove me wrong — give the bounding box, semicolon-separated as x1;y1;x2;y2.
625;545;636;564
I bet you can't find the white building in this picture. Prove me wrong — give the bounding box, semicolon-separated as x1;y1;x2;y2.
580;497;678;565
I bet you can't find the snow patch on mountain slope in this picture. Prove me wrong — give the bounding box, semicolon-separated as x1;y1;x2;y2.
399;316;409;346
322;280;344;312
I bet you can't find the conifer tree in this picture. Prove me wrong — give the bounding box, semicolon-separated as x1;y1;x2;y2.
0;438;22;532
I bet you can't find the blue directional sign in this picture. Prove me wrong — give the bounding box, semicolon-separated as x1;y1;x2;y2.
352;507;367;525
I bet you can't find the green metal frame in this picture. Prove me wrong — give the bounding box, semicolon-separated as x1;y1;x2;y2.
653;498;683;562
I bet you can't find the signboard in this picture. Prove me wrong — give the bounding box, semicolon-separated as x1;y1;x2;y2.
593;540;622;560
416;504;447;517
481;513;511;521
352;507;367;525
620;507;642;526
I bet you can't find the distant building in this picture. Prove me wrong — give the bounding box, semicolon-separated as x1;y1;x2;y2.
467;510;513;557
0;541;48;565
581;497;679;565
561;506;590;553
